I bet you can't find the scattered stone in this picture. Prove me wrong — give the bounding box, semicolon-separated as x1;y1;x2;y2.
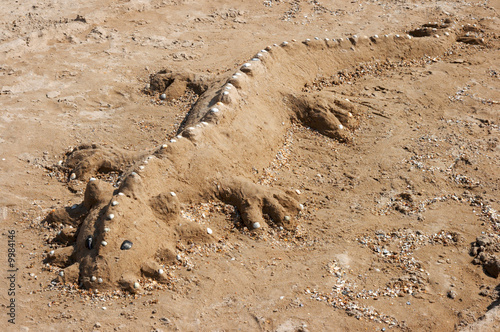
120;240;133;250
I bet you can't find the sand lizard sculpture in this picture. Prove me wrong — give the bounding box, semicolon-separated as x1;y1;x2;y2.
45;20;470;291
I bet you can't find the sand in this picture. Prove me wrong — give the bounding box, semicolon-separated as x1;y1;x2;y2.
0;0;499;331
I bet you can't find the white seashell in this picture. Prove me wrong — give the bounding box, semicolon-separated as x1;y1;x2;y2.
108;214;114;220
158;269;164;275
176;135;183;139
348;112;353;117
261;49;267;53
295;189;301;195
235;72;242;76
176;254;181;261
281;41;288;46
98;278;103;283
131;172;137;176
299;204;304;210
170;139;177;143
207;227;213;234
59;271;64;277
170;192;176;197
89;177;96;182
224;86;232;90
101;241;107;246
58;160;63;166
284;216;291;221
223;91;229;96
232;75;238;79
201;122;209;126
210;107;219;113
305;38;310;42
256;53;263;58
91;276;97;282
352;35;358;39
118;192;125;196
49;250;55;256
325;38;329;41
395;34;400;38
104;227;110;233
187;126;195;131
314;37;319;40
70;173;76;180
139;166;144;170
133;282;140;289
338;124;344;130
373;35;379;39
112;201;119;206
242;63;251;68
252;222;261;229
251;58;260;61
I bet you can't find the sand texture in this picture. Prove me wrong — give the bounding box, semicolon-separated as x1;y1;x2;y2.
0;0;499;331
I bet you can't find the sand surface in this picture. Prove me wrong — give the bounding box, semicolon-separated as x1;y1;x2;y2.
0;0;499;331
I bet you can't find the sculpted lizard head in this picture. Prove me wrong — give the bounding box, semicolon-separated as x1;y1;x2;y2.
46;176;213;292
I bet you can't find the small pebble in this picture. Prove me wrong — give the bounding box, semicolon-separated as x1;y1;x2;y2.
170;192;176;197
158;269;164;275
91;276;97;282
86;235;93;249
161;144;168;149
107;214;114;220
49;250;55;256
159;93;167;100
207;228;213;235
112;201;119;206
59;271;64;277
98;278;103;284
284;216;291;222
252;222;261;229
104;227;110;233
70;173;76;180
89;177;96;182
133;282;140;289
295;189;301;195
101;241;107;246
120;240;133;250
118;192;125;196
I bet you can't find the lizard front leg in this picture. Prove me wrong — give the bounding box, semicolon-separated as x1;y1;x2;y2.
215;176;301;230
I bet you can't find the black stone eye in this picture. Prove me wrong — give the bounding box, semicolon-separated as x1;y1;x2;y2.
120;240;133;250
85;235;93;249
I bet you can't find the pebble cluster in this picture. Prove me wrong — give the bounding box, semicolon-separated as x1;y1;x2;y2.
307;229;460;327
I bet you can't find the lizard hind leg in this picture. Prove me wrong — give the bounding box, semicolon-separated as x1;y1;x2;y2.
288;91;362;142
